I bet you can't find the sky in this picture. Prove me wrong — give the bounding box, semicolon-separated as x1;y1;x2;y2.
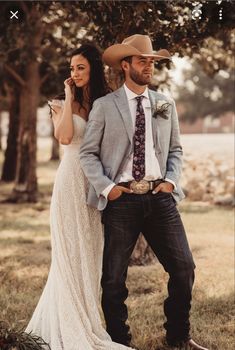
170;56;192;85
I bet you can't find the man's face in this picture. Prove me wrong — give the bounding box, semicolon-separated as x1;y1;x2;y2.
125;56;155;85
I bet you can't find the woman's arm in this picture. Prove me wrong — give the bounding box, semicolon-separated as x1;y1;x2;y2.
51;78;75;145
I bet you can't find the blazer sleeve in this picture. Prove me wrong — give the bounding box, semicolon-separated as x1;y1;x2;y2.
79;100;114;198
165;100;183;185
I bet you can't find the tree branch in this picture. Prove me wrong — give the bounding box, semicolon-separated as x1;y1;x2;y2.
19;1;30;17
4;64;26;87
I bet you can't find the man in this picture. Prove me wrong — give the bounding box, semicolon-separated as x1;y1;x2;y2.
80;34;208;350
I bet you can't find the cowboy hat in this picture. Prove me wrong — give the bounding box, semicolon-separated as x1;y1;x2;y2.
103;34;171;69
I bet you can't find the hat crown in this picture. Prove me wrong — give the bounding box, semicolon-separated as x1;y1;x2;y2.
102;34;171;69
122;34;153;55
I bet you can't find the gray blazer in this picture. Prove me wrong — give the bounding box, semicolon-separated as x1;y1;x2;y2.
80;86;185;211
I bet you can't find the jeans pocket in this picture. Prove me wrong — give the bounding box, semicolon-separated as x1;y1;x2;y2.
158;191;172;196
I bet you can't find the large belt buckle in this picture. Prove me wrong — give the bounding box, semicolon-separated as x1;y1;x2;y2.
130;180;150;194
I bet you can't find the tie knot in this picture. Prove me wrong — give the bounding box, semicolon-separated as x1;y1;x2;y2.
136;95;144;104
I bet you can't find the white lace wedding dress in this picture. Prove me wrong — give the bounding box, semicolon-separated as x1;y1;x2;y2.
26;100;134;350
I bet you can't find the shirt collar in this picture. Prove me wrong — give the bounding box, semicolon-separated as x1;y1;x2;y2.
124;83;149;101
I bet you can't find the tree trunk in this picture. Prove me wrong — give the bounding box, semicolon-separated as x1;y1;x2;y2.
130;234;157;266
50;130;60;161
6;7;44;203
9;61;40;203
0;111;2;151
107;68;123;90
1;87;20;182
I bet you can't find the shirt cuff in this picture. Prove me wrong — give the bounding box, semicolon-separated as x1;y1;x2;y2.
101;183;116;199
164;178;177;191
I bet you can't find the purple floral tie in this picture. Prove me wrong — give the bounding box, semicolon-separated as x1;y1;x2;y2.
132;96;145;181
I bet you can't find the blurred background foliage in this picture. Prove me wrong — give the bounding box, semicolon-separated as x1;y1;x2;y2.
0;0;234;202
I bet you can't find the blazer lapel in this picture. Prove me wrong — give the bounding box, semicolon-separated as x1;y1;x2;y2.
114;86;133;145
148;90;162;154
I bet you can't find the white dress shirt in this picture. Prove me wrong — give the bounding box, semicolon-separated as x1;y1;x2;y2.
102;84;175;198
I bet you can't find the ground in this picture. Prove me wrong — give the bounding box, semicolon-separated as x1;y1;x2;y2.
0;134;234;349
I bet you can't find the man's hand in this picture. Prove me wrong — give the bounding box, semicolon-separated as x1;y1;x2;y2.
153;181;174;194
108;185;133;201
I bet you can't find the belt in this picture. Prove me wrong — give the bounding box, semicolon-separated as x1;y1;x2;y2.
118;179;164;194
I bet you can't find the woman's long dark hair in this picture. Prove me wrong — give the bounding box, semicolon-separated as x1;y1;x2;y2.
54;44;109;111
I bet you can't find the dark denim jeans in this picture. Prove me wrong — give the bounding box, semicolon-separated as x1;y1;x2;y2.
101;191;195;346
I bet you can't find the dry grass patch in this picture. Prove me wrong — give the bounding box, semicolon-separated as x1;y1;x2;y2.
0;153;234;349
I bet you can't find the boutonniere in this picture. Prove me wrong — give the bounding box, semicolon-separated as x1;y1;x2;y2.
152;100;171;119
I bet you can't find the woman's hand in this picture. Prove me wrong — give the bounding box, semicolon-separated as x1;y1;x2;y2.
64;78;75;101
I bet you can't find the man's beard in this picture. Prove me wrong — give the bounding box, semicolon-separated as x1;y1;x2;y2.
129;66;152;85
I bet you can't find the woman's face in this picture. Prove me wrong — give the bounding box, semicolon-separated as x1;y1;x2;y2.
70;54;90;88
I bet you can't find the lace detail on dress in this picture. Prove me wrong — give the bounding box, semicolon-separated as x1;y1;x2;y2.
26;110;134;350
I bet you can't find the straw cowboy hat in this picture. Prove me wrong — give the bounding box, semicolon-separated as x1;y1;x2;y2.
103;34;171;69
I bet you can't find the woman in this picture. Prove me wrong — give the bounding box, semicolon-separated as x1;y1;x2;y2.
26;44;134;350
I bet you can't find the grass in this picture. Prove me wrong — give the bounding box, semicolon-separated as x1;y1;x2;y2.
0;149;234;349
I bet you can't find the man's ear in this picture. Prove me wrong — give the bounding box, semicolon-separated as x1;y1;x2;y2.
121;60;129;72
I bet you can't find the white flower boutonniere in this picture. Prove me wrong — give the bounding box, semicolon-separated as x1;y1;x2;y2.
152;100;171;119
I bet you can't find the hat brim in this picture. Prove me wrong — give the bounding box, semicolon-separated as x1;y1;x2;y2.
103;43;171;69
